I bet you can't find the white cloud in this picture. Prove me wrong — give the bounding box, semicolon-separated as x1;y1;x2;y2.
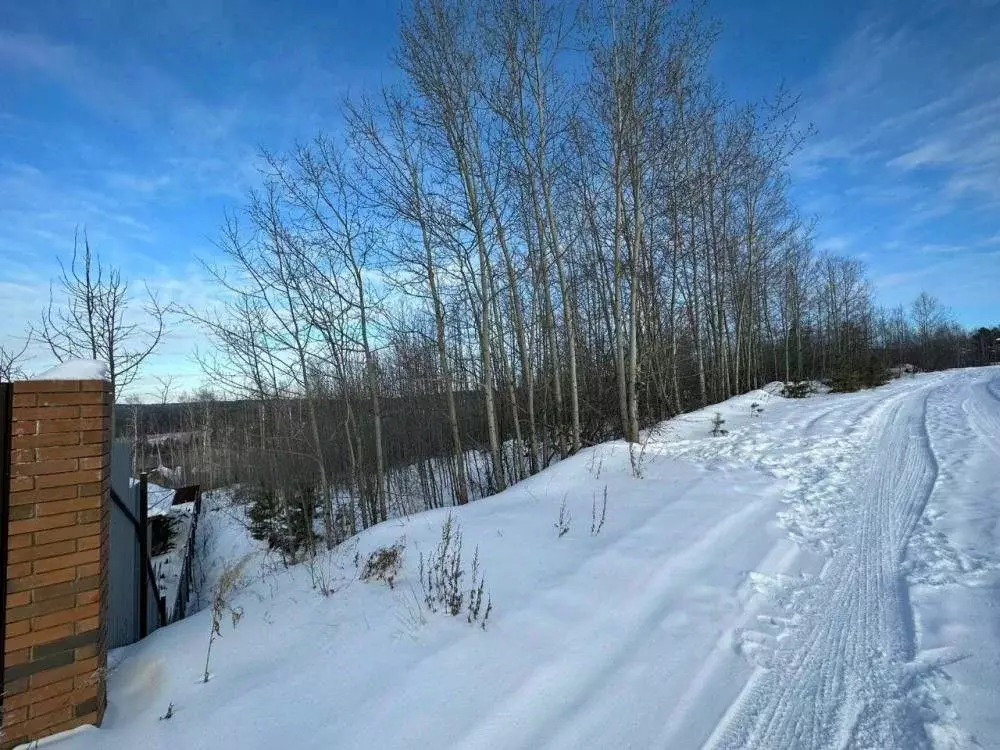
104;172;173;194
796;2;1000;212
816;235;853;254
788;0;1000;325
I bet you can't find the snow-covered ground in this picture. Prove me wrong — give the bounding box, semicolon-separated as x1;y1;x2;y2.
36;367;1000;750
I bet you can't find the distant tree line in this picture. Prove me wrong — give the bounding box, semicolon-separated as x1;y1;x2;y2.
881;292;998;373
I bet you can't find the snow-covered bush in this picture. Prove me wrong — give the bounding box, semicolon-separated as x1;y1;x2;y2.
780;381;814;398
361;539;405;589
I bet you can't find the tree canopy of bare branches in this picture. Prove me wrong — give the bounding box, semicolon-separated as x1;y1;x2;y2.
36;230;166;398
158;0;995;550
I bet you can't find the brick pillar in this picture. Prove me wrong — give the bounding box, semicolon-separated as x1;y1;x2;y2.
2;379;110;748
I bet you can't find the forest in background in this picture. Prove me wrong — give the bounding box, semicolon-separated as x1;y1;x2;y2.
3;0;998;557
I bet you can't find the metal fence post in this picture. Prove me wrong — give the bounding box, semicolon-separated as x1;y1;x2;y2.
138;472;149;638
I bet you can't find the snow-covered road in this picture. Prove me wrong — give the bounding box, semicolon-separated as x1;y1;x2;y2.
51;368;1000;750
711;377;945;748
662;368;1000;749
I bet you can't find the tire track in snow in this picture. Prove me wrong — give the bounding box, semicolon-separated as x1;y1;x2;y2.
802;402;851;434
707;381;943;750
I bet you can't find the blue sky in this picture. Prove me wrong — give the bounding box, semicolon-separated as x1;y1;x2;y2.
1;0;998;396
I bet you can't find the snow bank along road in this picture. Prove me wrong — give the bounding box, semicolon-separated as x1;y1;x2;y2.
673;367;1000;749
53;369;1000;750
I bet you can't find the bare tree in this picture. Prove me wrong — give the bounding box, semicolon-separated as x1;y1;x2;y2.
162;0;957;568
910;291;956;370
912;291;948;342
268;137;390;524
399;0;507;490
0;335;29;381
347;90;473;505
154;374;177;405
36;230;166;397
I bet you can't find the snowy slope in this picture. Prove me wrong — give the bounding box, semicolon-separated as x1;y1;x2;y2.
36;367;1000;750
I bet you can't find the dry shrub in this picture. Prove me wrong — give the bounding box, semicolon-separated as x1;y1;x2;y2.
361;539;406;589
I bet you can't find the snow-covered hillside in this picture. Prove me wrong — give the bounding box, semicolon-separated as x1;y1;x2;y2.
40;368;1000;750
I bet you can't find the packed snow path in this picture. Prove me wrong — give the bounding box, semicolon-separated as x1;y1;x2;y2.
662;368;999;749
51;368;999;750
709;380;941;748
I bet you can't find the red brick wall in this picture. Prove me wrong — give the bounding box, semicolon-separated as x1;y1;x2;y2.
3;380;110;748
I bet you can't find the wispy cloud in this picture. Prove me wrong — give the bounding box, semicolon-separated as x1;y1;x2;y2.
874;268;931;290
792;0;1000;324
103;172;173;194
798;1;1000;209
0;162;157;251
0;30;75;75
0;3;393;395
884;73;1000;204
0;29;242;146
816;235;853;254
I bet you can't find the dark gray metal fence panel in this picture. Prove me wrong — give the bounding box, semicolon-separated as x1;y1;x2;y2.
149;582;166;635
171;491;201;622
108;441;140;648
136;475;165;637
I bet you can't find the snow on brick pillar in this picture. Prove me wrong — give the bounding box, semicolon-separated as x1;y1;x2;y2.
2;379;110;749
